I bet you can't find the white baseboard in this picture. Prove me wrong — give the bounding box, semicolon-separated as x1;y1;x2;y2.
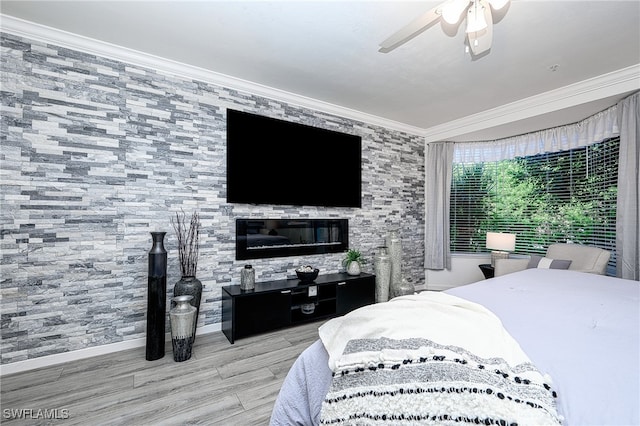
0;323;221;376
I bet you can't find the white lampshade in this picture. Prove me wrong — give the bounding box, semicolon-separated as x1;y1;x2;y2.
441;0;470;25
466;1;488;33
486;232;516;252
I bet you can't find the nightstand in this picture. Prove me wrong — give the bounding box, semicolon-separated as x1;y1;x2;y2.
479;263;495;279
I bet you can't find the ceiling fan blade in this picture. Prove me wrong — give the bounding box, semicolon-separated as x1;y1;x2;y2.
468;0;493;55
378;3;444;53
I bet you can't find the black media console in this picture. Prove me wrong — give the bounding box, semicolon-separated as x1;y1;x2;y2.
221;272;375;343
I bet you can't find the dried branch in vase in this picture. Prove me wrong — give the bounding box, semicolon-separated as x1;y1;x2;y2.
171;210;200;277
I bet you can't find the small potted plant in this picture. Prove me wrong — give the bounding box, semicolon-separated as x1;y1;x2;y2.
343;248;366;276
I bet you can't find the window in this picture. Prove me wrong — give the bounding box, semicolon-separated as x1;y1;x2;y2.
450;137;619;274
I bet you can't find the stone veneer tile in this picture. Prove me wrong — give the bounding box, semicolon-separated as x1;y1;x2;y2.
0;32;425;365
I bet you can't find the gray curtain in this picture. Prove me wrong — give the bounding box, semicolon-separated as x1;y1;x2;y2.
616;91;640;280
424;141;454;270
455;103;620;162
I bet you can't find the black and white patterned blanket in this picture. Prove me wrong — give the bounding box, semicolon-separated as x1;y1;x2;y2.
318;292;562;425
320;337;561;425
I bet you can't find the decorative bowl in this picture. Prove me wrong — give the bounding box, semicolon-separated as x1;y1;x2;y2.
296;266;319;283
301;303;316;315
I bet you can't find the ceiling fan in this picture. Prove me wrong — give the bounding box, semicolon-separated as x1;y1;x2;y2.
379;0;510;56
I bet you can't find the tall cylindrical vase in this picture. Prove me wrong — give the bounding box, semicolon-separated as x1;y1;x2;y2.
240;265;255;291
173;276;202;340
170;295;197;362
386;229;403;299
374;246;391;303
146;231;167;361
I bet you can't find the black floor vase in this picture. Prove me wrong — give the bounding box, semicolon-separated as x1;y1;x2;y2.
146;231;167;361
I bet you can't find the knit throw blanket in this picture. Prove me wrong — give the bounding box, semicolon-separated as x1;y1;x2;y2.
318;292;562;425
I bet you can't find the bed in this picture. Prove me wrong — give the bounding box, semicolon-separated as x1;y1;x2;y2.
270;269;640;425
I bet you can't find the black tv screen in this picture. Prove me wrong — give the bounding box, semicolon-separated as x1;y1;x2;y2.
226;109;362;207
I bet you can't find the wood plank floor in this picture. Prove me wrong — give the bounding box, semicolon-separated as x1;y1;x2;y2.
1;321;323;425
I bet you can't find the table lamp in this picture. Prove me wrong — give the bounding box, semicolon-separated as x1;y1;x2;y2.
486;232;516;267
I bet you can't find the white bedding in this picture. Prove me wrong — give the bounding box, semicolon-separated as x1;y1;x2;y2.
319;292;534;370
270;269;640;425
447;269;640;425
319;292;561;425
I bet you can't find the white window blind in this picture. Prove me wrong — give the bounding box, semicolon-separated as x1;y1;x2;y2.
450;137;619;275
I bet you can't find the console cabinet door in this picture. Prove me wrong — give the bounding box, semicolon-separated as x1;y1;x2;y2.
336;277;375;315
234;290;291;339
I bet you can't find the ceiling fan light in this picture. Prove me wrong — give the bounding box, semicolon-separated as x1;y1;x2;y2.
441;0;470;25
465;2;488;33
488;0;509;10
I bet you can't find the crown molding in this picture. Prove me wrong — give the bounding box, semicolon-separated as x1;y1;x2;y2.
0;14;425;136
423;64;640;142
1;14;637;144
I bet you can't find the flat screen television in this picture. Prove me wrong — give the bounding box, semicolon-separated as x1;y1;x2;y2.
226;109;362;208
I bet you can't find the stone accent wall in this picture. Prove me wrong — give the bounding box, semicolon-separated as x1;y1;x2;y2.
0;32;425;365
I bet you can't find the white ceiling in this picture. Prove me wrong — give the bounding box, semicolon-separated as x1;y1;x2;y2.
1;0;639;141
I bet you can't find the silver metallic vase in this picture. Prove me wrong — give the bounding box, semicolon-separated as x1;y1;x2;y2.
374;246;391;303
386;229;403;298
173;275;202;341
397;276;415;297
240;264;255;291
169;295;197;362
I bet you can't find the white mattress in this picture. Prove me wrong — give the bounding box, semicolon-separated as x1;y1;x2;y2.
447;269;640;425
270;269;640;425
